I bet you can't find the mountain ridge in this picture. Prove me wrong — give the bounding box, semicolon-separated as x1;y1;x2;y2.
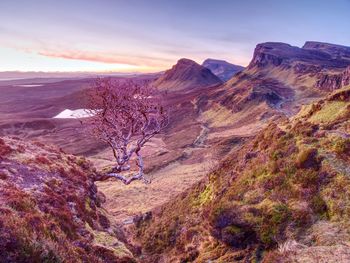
217;41;350;119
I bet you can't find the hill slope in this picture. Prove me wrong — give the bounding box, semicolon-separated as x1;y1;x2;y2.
0;137;136;262
135;87;350;262
153;58;222;91
219;42;350;117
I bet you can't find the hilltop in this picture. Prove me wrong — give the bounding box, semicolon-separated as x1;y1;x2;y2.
153;58;222;91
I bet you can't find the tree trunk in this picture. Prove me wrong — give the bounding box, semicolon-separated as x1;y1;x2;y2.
94;151;149;185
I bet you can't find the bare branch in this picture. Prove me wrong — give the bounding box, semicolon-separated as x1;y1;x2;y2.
104;172;144;185
83;78;168;185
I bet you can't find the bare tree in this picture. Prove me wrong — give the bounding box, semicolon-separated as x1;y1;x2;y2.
85;78;168;184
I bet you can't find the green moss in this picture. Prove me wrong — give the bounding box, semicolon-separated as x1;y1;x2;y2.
254;201;291;246
76;157;86;166
193;184;213;207
135;97;350;260
93;229;133;257
309;101;349;124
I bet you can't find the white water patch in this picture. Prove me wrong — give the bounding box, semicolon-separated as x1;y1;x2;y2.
53;109;94;119
15;84;44;87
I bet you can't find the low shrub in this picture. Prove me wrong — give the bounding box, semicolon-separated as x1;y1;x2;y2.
295;148;320;169
333;138;350;155
35;155;52;165
0;138;13;156
209;201;256;248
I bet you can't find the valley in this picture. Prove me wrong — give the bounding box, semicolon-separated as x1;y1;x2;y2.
1;41;350;262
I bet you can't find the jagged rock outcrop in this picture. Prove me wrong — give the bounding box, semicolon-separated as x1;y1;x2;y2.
202;59;244;81
293;63;322;74
154;58;222;91
248;42;291;68
316;66;350;91
343;66;350;86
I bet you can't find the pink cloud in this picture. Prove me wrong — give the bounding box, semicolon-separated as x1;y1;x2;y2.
37;49;174;68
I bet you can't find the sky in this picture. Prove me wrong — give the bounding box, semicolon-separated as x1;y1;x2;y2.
0;0;350;73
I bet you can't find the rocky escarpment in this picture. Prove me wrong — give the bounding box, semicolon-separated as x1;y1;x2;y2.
202;59;244;82
154;58;222;91
0;137;136;262
218;41;350;120
316;66;350;91
303;41;350;61
248;42;350;71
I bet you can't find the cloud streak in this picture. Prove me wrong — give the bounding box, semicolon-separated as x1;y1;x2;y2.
37;49;177;69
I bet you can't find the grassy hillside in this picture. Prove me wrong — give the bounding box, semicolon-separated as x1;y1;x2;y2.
0;137;136;262
135;87;350;262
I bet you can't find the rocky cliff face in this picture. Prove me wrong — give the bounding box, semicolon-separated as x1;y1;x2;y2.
219;41;350;119
303;41;350;61
248;42;291;69
343;66;350;86
316;66;350;91
248;42;350;71
202;59;244;81
153;58;222;91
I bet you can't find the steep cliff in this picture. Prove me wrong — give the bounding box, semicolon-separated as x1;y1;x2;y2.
218;42;350;119
316;66;350;91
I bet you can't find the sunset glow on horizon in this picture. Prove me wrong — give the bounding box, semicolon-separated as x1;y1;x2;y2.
1;0;349;73
0;47;149;73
